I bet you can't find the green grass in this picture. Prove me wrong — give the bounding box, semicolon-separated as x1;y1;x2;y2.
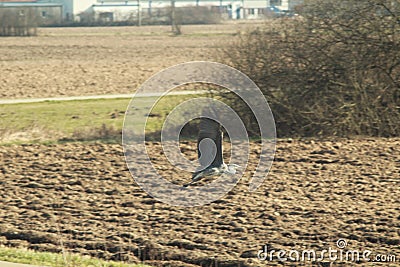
0;246;150;267
0;94;204;144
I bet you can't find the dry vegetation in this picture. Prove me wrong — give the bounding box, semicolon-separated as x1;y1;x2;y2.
221;0;400;137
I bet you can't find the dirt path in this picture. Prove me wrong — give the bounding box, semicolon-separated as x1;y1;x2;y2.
0;138;399;266
0;90;204;105
0;262;43;267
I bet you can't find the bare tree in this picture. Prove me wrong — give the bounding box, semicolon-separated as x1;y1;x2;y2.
170;0;181;35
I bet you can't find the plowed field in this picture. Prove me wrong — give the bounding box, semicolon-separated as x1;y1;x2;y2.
0;138;399;266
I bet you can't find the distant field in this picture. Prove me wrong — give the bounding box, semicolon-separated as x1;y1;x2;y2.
0;23;261;99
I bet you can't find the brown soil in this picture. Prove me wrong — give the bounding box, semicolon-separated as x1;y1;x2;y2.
0;138;399;266
0;24;257;99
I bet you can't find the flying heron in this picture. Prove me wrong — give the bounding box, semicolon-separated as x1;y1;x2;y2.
183;118;240;187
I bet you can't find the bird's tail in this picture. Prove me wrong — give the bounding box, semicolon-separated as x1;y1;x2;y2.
183;171;203;187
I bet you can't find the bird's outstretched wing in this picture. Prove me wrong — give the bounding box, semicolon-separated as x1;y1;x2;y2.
197;118;223;169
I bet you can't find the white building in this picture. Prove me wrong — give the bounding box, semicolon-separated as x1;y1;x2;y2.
271;0;302;11
54;0;303;22
60;0;97;21
82;2;139;22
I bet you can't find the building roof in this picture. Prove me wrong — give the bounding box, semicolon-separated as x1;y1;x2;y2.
0;0;37;2
0;1;61;7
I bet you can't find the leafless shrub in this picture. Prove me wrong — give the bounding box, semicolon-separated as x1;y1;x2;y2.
176;6;221;25
0;8;38;36
69;124;121;142
75;6;221;27
220;0;400;137
142;6;221;26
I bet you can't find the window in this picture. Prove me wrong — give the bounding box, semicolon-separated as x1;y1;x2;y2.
270;0;282;6
41;11;47;17
248;8;255;15
99;12;113;22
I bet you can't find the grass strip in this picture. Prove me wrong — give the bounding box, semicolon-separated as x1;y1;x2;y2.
0;246;150;267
